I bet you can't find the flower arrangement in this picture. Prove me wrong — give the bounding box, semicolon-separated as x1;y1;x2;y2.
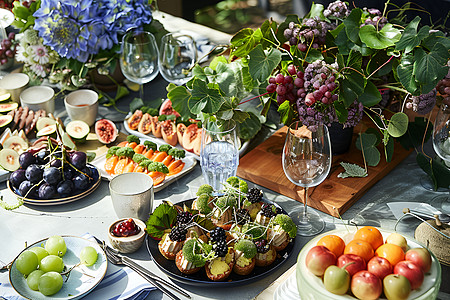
11;0;164;97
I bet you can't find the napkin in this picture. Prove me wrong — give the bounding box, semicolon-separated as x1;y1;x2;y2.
0;233;156;300
387;202;442;220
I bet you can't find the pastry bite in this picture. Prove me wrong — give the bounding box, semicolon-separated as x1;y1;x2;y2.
254;240;276;267
176;238;211;275
267;214;297;251
205;247;235;281
243;188;263;220
158;226;187;260
255;203;281;226
192;193;214;215
233;239;257;275
211;196;236;230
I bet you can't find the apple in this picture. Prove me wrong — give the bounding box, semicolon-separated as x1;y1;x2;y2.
351;270;382;300
305;245;336;276
367;256;393;280
383;274;411;300
323;264;350;295
405;248;432;273
337;254;366;277
386;232;408;252
394;260;424;290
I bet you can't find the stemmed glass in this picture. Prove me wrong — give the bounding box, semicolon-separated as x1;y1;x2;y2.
282;122;332;236
120;30;159;100
158;33;197;85
431;103;450;213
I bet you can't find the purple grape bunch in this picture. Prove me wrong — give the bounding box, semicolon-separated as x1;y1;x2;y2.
436;67;450;105
283;17;335;50
0;32;16;65
406;89;437;115
266;64;303;105
361;8;388;29
323;0;351;19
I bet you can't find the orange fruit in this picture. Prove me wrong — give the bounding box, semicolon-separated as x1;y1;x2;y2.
316;235;345;257
354;226;384;250
375;243;405;267
344;239;374;262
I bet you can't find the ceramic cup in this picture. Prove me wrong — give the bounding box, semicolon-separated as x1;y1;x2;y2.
109;172;154;221
20;85;55;113
64;89;99;127
0;73;29;103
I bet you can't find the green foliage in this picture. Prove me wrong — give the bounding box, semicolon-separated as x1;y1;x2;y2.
337;162;368;178
397;117;432;150
359;24;401;49
417;153;450;190
146;202;177;240
356;132;381;166
387;112;409;137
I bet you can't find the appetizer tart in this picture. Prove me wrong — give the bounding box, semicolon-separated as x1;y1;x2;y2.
146;176;296;282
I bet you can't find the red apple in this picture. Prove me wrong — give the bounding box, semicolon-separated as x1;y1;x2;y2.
383;274;411;300
394;260;424;290
351;270;382;300
305;245;336;276
405;248;432;273
337;254;366;277
367;256;393;280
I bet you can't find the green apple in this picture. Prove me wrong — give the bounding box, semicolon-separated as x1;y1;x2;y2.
386;233;408;252
383;274;411;300
323;264;350;295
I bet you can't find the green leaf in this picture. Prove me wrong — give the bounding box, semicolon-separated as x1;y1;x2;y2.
12;6;29;20
337;162;368;178
421;30;450;51
86;152;96;162
364;146;381;166
334;28;354;55
189;80;225;114
397;117;432;150
343;9;362;43
306;3;325;19
384;135;394;162
346;50;362;70
359;24;401;49
277;100;294;126
260;19;278;49
365;127;382;145
387;112;409;137
334;101;348;123
192;64;208;81
414;44;448;85
339;69;366;107
114;85;129;100
357;80;381;107
129;97;144;113
209;56;228;71
237;112;261;140
416;153;436;189
167;86;193;119
367;51;393;76
395;16;429;53
248;45;282;82
356;132;380;166
304;49;324;63
397;54;418;95
276;15;300;43
230;28;257;57
432;158;450;189
145;202;178;240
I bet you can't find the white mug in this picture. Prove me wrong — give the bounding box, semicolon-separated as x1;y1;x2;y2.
0;73;29;103
64;89;99;127
20;85;55;113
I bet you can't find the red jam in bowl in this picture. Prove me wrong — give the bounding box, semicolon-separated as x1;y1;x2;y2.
112;218;141;237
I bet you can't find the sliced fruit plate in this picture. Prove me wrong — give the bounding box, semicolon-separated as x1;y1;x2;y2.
90;135;197;192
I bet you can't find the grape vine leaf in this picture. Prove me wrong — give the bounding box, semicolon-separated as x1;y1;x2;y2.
145;202;177;240
334;101;348;123
339;69;366;107
343;9;362;44
167;85;193;119
260;19;278;49
277;100;294;126
230;28;260;57
367;51;393;76
237;112;262;140
397;54;419;95
422;30;450;51
387;112;409;137
359;24;401;49
395;17;429;53
414;44;448;87
384;132;394;163
337;162;368;178
416;153;450;190
357;80;381;107
248;45;282;82
397;117;432;150
189;79;225;115
305;3;325;19
356;132;380;166
334;27;354;55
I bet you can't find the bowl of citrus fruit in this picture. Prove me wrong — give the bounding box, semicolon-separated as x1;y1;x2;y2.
297;226;441;300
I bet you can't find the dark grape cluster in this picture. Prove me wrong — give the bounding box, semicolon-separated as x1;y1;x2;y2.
168;226;187;242
361;8;388;29
176;211;193;225
323;0;351;19
209;227;226;243
9;145;96;200
0;32;16;65
283;18;335;49
235;208;250;225
255;239;269;253
247;187;263;203
406;89;437;115
266;68;301;105
260;203;281;218
436;67;450;105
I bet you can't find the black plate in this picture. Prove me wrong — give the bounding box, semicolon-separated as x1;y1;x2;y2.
8;164;101;206
146;198;295;286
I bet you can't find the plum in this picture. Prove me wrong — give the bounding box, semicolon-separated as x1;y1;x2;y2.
19;152;36;169
18;181;38;198
57;180;74;197
43;167;61;185
70;152;86;170
38;183;56;199
9;169;26;188
73;173;88;190
25;164;43;183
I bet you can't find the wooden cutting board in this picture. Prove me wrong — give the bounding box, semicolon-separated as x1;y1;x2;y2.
236;123;413;218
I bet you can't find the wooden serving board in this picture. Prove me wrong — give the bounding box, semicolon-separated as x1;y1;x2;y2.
236;122;413;218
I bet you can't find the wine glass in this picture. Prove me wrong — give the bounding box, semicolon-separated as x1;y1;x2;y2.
158;33;197;85
431;103;450;213
282;122;332;236
120;30;159;101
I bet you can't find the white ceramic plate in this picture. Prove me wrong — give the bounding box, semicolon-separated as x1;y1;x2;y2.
296;228;442;300
91;154;197;192
123;117;250;161
9;236;107;300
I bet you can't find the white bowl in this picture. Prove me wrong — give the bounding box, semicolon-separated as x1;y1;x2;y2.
108;218;147;253
64;89;99;126
0;73;29;103
20;85;55;113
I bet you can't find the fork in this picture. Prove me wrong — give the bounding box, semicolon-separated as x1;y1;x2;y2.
102;244;189;300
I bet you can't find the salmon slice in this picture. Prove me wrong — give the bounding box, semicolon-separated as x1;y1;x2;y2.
105;155;119;175
114;158;130;175
143;149;154;159
168;159;185;176
149;171;166;186
123;160;136;173
133;144;145;154
162;155;174;166
152;151;167;162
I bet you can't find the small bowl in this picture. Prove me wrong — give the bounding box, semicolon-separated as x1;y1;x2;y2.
20;85;55;113
108;218;146;253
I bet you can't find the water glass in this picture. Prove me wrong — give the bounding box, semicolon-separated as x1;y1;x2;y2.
159;33;197;85
200;120;239;191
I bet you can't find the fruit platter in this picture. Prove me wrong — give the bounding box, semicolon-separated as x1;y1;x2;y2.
91;134;196;192
296;227;441;300
145;177;296;286
9;235;107;299
124;99;249;160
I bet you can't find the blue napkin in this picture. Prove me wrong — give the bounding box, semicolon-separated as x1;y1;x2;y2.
0;233;156;300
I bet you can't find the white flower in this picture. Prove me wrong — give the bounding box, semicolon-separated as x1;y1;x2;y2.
15;44;30;64
31;45;49;64
30;64;47;77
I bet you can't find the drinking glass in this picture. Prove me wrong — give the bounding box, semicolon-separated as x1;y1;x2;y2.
200;120;239;191
120;30;159;100
282;122;332;236
431;103;450;213
158;33;197;85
